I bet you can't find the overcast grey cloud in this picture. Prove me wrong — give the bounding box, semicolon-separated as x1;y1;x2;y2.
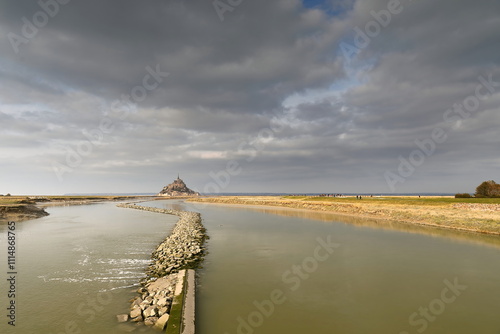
1;0;499;195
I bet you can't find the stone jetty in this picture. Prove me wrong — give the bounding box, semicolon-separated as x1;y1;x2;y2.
116;203;206;331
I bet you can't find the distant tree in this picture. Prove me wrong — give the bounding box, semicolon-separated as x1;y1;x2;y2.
475;180;500;198
455;193;472;198
5;193;11;197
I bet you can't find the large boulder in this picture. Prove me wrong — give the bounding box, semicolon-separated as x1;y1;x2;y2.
144;317;158;327
130;306;142;319
143;306;158;318
116;314;129;323
154;314;170;330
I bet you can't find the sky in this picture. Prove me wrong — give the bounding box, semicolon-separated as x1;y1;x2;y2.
1;0;499;195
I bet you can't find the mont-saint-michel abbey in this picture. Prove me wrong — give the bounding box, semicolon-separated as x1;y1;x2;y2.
157;175;200;197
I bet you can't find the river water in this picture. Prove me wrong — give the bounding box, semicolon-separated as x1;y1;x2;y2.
0;202;178;334
1;200;500;334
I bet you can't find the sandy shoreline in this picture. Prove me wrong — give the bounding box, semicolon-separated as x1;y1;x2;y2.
188;196;500;235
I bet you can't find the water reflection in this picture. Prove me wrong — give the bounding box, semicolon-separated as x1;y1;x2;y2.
197;202;500;249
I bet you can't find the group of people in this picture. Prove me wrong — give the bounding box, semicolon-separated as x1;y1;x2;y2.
289;194;375;198
317;193;344;197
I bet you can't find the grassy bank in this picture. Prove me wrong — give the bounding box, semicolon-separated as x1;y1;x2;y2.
189;196;500;235
287;196;500;205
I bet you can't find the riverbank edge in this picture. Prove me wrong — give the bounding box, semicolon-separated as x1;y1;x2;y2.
188;196;500;236
0;204;49;222
116;203;206;332
0;196;155;223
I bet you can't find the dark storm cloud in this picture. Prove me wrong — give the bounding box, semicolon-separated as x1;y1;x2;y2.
0;0;346;113
1;0;499;194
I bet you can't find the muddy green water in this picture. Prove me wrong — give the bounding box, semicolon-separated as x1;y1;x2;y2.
1;200;500;334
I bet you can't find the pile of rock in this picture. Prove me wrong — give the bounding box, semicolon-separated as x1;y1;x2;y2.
126;275;177;330
149;210;205;277
116;203;206;330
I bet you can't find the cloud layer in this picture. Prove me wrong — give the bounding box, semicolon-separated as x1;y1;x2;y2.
1;0;499;194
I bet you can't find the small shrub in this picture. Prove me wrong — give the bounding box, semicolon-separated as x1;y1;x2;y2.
455;193;472;198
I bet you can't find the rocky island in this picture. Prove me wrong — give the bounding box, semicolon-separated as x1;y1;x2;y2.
158;175;200;197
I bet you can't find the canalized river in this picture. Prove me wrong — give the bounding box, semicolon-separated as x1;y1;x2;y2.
1;199;499;334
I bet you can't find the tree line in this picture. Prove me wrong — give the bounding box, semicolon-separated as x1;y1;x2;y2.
456;180;500;198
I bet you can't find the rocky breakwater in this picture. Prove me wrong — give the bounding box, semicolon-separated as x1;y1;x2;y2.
116;203;206;331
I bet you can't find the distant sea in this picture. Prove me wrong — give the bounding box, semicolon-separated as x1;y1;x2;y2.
65;192;456;197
